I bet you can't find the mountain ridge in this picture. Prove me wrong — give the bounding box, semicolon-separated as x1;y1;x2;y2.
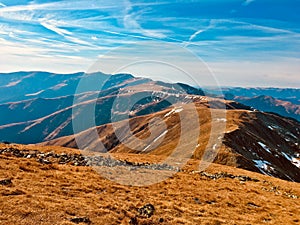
1;71;299;183
42;105;300;182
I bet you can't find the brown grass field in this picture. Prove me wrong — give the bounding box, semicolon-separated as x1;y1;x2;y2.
0;144;300;225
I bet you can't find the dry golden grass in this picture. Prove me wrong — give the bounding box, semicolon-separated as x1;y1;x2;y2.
1;144;300;225
41;105;249;163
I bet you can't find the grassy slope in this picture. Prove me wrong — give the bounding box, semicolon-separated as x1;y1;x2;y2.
0;144;300;225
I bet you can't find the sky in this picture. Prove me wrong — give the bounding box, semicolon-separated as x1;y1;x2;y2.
0;0;299;87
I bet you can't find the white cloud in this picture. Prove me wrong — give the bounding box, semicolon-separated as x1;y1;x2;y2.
121;0;167;39
0;1;113;12
245;24;296;35
66;36;94;46
0;0;168;42
189;29;205;41
0;2;6;7
91;36;98;41
0;0;166;13
183;29;205;47
183;20;215;47
243;0;255;6
123;14;139;30
0;10;34;22
0;0;298;88
39;18;96;47
40;20;72;36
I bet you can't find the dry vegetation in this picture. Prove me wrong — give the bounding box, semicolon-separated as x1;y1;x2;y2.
1;144;300;225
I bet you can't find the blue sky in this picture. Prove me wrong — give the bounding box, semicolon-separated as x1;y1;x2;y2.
0;0;299;87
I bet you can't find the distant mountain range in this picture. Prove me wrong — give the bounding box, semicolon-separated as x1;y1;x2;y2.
218;87;300;104
234;95;300;121
0;71;205;143
205;87;300;121
0;71;299;182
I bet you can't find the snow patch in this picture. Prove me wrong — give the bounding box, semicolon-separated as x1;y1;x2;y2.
5;80;22;87
5;73;35;87
164;107;183;117
292;158;300;168
216;118;227;122
153;130;168;143
268;124;281;132
143;130;168;152
253;160;271;175
25;90;44;96
51;83;67;90
258;142;271;154
286;132;297;139
212;144;218;150
282;152;292;161
143;144;152;152
284;138;291;142
281;152;300;168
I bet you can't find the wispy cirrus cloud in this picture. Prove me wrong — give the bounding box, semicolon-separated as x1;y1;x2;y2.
122;0;167;39
39;20;72;36
183;20;215;47
39;18;96;46
0;0;170;42
0;1;117;12
0;0;299;87
242;0;255;6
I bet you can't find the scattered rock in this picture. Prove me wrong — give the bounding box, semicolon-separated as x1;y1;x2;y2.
70;217;91;224
138;203;155;218
262;183;299;199
193;197;201;204
3;189;26;196
284;192;298;199
159;218;164;223
197;171;259;182
0;178;12;186
0;147;179;171
38;158;52;164
247;202;260;208
65;210;76;216
263;218;271;223
205;200;216;205
129;216;138;225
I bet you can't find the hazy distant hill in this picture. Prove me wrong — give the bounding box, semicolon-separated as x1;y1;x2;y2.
205;87;300;121
0;93;99;126
0;71;134;103
221;87;300;104
0;72;206;144
234;95;300;121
